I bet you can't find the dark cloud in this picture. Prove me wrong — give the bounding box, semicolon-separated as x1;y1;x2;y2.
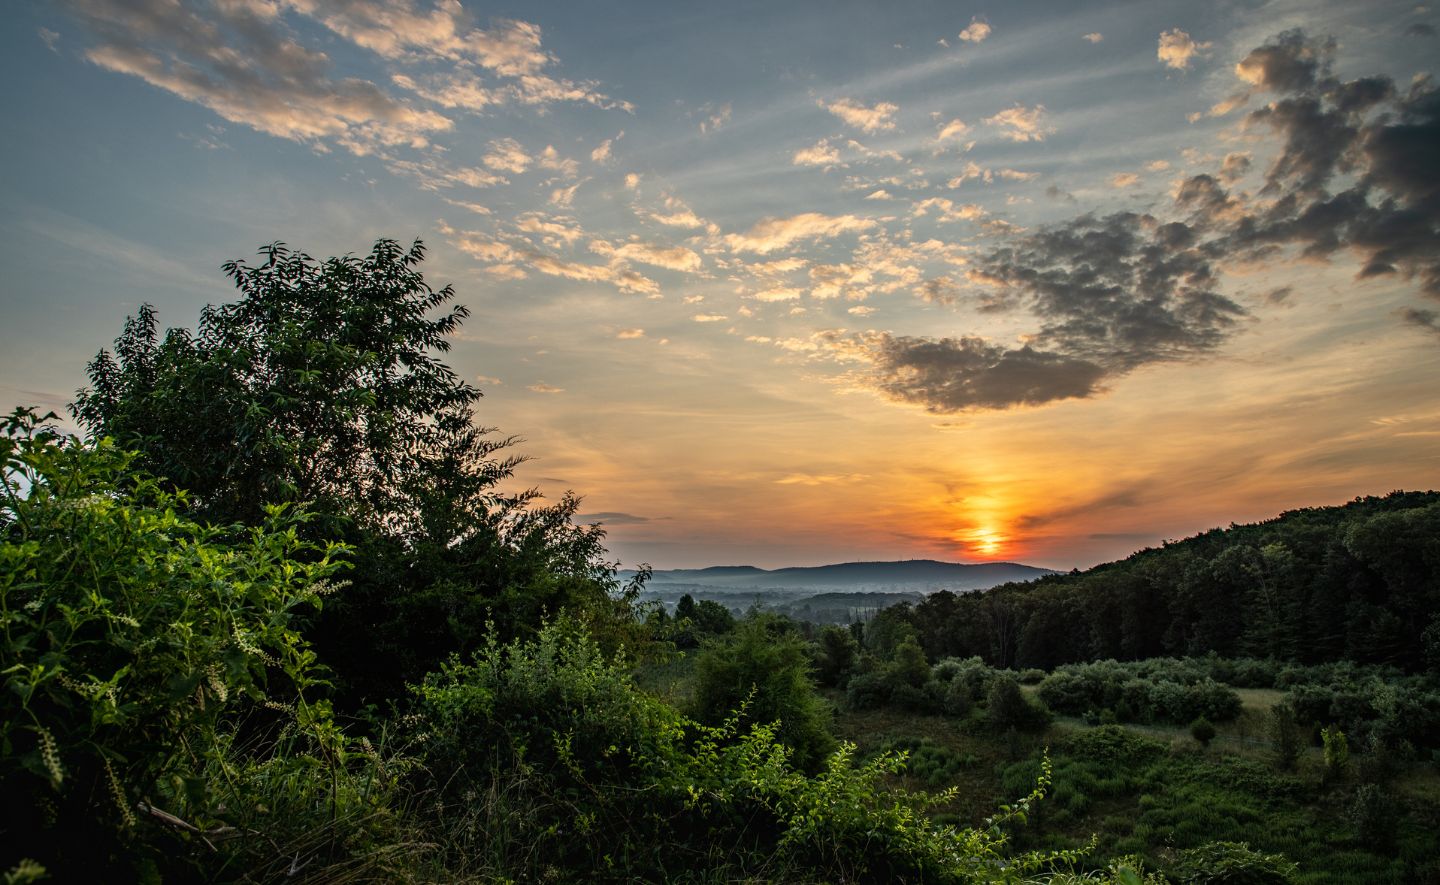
576;511;660;525
1404;23;1437;38
1234;29;1335;93
1400;307;1440;336
834;332;1107;412
836;30;1438;414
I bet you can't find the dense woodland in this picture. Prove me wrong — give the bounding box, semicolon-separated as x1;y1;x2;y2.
3;239;1437;883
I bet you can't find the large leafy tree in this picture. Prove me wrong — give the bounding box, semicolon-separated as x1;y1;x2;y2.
73;240;631;701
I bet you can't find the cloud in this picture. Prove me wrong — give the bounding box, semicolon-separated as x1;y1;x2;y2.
1110;172;1141;188
538;144;579;177
1157;28;1212;71
576;511;654;525
1407;22;1438;37
823;331;1110;412
753;286;804;302
912;197;986;223
482;137;531;173
822;97;898;133
936;118;970;141
1082;32;1103;44
591;239;703;272
642;194;710;229
724;212;877;254
38;27;61;52
865;189;894;200
616;328;646;339
550;181;582;207
984;104;1053;142
698;101;732;133
793;138;842;167
774;473;869;486
692;313;728;322
59;1;628;161
590;133;621;163
1218;152;1251;182
1401;307;1440;335
832;28;1440;416
528;382;564;394
66;0;453;156
958;18;992;43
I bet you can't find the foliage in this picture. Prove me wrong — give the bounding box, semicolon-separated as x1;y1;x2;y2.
410;620;1096;882
986;675;1053;732
1036;660;1243;726
0;408;395;879
71;239;631;702
1268;704;1304;771
812;624;860;688
1168;841;1299;884
1321;726;1349;783
1190;717;1217;748
877;493;1440;672
691;616;836;771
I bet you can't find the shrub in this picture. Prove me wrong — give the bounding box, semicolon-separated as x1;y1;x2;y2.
986;675;1052;732
0;409;352;878
943;677;974;718
409;620;1092;882
1269;705;1303;771
812;625;859;688
845;670;893;711
1169;840;1299;883
1322;725;1349;783
691;616;835;771
1190;717;1218;747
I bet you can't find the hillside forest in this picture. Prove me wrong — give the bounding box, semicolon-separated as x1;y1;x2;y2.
3;239;1438;883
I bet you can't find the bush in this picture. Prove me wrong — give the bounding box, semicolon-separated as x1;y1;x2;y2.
812;625;859;688
986;675;1052;732
1169;840;1299;883
0;409;356;878
409;620;1089;882
1190;717;1218;747
943;677;974;717
692;616;835;771
845;670;893;711
1269;704;1303;771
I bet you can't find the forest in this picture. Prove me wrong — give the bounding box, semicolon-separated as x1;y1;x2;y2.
3;239;1437;883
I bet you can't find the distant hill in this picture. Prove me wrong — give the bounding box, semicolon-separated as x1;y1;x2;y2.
625;559;1054;592
881;490;1440;672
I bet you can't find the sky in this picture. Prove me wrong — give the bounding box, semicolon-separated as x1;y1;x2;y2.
1;0;1438;571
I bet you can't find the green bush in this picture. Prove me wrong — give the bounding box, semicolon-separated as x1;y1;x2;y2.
408;620;1093;882
1190;717;1217;747
0;409;357;878
986;675;1053;732
691;616;836;771
1168;840;1298;883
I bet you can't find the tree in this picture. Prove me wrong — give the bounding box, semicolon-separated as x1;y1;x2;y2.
813;625;860;688
1190;716;1217;748
691;617;835;771
72;240;628;701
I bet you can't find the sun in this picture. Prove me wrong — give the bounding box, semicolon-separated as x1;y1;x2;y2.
956;525;1008;558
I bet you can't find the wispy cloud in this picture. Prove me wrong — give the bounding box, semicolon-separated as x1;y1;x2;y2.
984;104;1053;142
724;212;877;254
822;97;899;133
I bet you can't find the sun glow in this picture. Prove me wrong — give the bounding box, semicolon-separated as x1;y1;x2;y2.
956;525;1009;558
